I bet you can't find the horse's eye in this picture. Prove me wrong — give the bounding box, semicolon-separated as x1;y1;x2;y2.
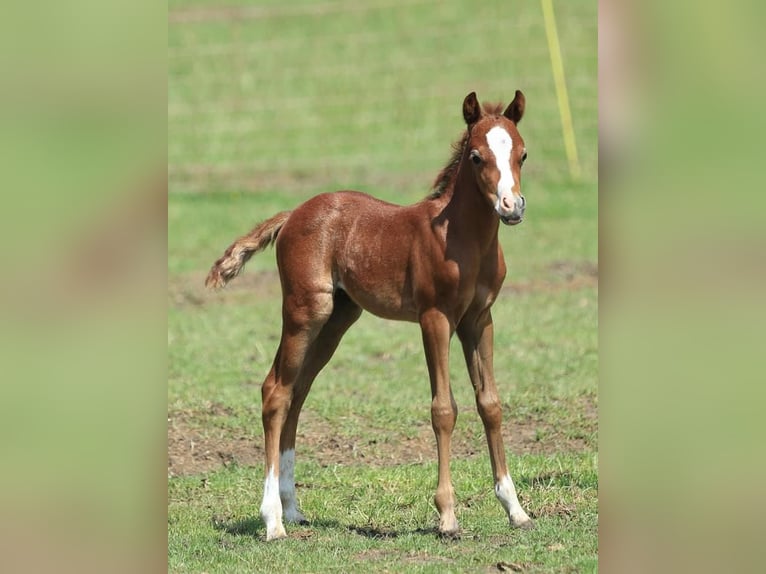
470;150;482;165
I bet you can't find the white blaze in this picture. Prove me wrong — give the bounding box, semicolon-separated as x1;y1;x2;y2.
486;126;515;214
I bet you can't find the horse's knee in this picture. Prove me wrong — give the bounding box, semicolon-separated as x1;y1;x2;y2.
477;396;502;428
431;399;457;431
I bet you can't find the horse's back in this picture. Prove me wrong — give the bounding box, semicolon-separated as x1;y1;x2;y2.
276;190;406;250
292;189;403;219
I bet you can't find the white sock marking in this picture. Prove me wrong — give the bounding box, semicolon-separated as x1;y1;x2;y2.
279;449;305;523
495;474;532;525
260;465;285;538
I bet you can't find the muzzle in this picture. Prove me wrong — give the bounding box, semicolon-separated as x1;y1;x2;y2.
498;194;525;225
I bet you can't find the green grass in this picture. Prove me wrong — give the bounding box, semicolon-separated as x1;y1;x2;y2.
169;0;597;572
169;456;597;573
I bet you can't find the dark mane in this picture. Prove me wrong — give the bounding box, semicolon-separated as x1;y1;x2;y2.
428;131;469;199
428;102;506;199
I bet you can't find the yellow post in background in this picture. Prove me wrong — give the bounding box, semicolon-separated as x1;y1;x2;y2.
541;0;582;180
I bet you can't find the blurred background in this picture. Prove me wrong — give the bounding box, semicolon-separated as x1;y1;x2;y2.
168;0;597;198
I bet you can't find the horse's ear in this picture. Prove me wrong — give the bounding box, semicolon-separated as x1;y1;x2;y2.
503;90;526;124
463;92;482;125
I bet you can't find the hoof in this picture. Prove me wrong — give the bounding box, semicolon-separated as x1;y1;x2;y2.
437;516;460;539
284;508;308;525
438;514;459;538
265;525;287;541
438;529;461;541
512;517;536;530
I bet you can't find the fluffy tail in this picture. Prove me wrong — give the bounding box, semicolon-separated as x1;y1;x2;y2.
205;211;292;289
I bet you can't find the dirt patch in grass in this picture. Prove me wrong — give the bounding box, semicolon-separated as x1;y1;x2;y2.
489;561;535;572
168;415;263;478
168;395;596;477
353;548;454;567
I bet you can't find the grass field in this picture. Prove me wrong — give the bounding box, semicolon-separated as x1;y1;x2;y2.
169;1;597;572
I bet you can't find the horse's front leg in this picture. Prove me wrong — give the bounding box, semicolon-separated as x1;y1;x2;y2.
457;310;534;529
420;309;459;535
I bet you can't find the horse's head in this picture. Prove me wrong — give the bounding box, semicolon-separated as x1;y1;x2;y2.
462;91;528;225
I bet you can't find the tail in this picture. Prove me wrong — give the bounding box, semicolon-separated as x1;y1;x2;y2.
205;210;292;289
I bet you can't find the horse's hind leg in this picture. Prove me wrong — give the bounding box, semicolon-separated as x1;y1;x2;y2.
278;290;362;524
260;289;334;540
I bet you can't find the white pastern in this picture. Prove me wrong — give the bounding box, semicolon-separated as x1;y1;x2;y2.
486;126;515;213
495;474;533;527
260;465;286;540
279;449;306;523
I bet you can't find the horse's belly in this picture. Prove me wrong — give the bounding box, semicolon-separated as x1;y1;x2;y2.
337;275;418;322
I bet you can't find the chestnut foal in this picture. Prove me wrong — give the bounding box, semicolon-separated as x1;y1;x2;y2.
206;91;533;540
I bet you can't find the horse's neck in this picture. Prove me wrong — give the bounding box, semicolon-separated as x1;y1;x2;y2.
441;158;500;249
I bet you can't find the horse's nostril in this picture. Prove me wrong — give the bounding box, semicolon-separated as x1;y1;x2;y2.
520;195;526;208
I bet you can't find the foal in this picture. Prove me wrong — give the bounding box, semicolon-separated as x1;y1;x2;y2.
206;91;533;540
